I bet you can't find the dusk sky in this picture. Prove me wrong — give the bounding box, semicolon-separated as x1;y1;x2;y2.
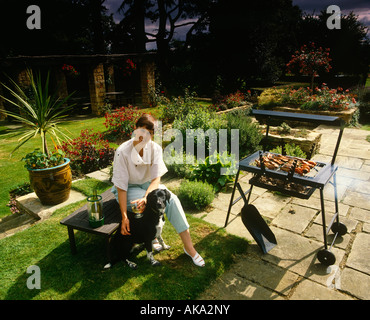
104;0;370;49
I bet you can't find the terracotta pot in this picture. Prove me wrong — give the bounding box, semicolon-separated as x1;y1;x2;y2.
28;158;72;205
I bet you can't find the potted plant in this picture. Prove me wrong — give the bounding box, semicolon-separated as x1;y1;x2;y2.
0;69;74;205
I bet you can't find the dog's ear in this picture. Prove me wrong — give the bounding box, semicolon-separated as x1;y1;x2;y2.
164;189;171;202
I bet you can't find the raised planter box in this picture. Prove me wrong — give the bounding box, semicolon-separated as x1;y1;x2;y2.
272;106;357;125
260;125;322;158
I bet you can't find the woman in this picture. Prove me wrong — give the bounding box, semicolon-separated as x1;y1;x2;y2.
111;113;205;267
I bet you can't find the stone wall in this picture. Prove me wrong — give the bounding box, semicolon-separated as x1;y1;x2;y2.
88;63;106;115
140;61;155;107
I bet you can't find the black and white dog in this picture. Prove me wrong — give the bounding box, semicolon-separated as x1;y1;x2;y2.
105;188;171;269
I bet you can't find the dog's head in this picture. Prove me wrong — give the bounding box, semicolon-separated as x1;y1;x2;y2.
146;188;171;215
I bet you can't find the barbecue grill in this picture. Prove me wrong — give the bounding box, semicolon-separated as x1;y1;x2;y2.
225;109;347;266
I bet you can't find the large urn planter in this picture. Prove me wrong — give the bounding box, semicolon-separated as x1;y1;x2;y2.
28;158;72;206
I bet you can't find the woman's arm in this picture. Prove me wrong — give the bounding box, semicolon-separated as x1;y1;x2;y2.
116;186;130;235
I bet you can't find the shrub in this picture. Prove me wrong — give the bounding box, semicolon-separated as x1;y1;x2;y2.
177;180;215;211
270;143;307;159
225;110;263;158
60;129;115;176
159;89;207;124
257;88;286;107
103;106;140;141
165;149;194;179
214;90;246;111
191;151;236;192
172;109;226;155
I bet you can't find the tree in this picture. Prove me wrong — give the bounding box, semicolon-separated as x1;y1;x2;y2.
295;11;370;83
0;0;114;57
117;0;212;87
286;42;332;90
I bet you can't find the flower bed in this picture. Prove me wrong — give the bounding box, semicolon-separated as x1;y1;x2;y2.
60;129;115;176
258;84;358;124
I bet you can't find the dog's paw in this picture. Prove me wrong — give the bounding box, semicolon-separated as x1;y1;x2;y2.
151;259;161;267
162;244;171;250
125;259;138;270
147;252;161;266
104;263;112;269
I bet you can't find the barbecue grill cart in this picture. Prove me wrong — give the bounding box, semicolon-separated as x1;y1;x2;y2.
225;109;347;266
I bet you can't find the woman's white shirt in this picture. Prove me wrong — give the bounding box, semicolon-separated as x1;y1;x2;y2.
112;138;168;191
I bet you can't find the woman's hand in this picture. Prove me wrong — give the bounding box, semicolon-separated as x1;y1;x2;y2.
131;197;147;213
121;217;131;235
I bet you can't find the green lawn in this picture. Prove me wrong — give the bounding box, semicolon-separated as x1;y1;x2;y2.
0;116;110;218
0;179;248;300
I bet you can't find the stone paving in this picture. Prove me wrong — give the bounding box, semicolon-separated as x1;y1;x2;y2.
197;125;370;300
1;125;369;300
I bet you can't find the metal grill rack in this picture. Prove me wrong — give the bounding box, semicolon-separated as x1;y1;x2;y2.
225;109;347;266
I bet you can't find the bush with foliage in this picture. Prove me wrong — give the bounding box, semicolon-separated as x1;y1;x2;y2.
172;109;226;154
177;180;215;211
212;90;247;111
225;110;263;158
159;89;208;124
270;143;307;159
60;129;115;176
165;149;194;179
103;106;140;141
191;151;236;192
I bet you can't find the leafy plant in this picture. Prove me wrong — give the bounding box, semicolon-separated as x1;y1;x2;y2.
0;69;74;156
177;180;215;211
225;110;262;158
22;148;65;170
159;89;204;124
270;143;307;159
191;151;236;192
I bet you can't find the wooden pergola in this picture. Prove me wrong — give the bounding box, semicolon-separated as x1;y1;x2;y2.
0;52;156;120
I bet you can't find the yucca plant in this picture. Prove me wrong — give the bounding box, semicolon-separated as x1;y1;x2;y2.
0;69;74;157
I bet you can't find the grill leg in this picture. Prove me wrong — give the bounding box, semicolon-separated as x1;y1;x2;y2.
225;169;240;227
320;188;328;250
333;172;340;229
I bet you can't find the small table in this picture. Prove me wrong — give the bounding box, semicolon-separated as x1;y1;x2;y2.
60;189;122;262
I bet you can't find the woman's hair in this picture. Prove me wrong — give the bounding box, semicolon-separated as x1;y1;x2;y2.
135;113;156;131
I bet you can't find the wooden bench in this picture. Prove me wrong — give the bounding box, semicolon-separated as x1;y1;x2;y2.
60;189;122;262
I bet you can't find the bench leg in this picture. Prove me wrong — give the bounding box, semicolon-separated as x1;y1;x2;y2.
106;236;113;263
67;226;77;255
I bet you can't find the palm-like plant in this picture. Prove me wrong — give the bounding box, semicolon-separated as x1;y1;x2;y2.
0;69;74;157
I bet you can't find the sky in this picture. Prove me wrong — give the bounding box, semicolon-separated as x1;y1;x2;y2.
104;0;370;50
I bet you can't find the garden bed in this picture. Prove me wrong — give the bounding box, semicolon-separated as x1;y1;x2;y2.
272;105;357;125
260;124;322;158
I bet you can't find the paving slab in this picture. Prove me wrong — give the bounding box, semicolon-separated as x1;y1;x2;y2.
290;278;354;300
230;254;299;297
341;267;370;300
272;204;318;234
250;191;290;220
198;270;285;300
292;196;349;216
16;189;86;220
348;207;370;223
346;232;370;274
342;191;370;210
261;227;345;284
85;167;111;183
